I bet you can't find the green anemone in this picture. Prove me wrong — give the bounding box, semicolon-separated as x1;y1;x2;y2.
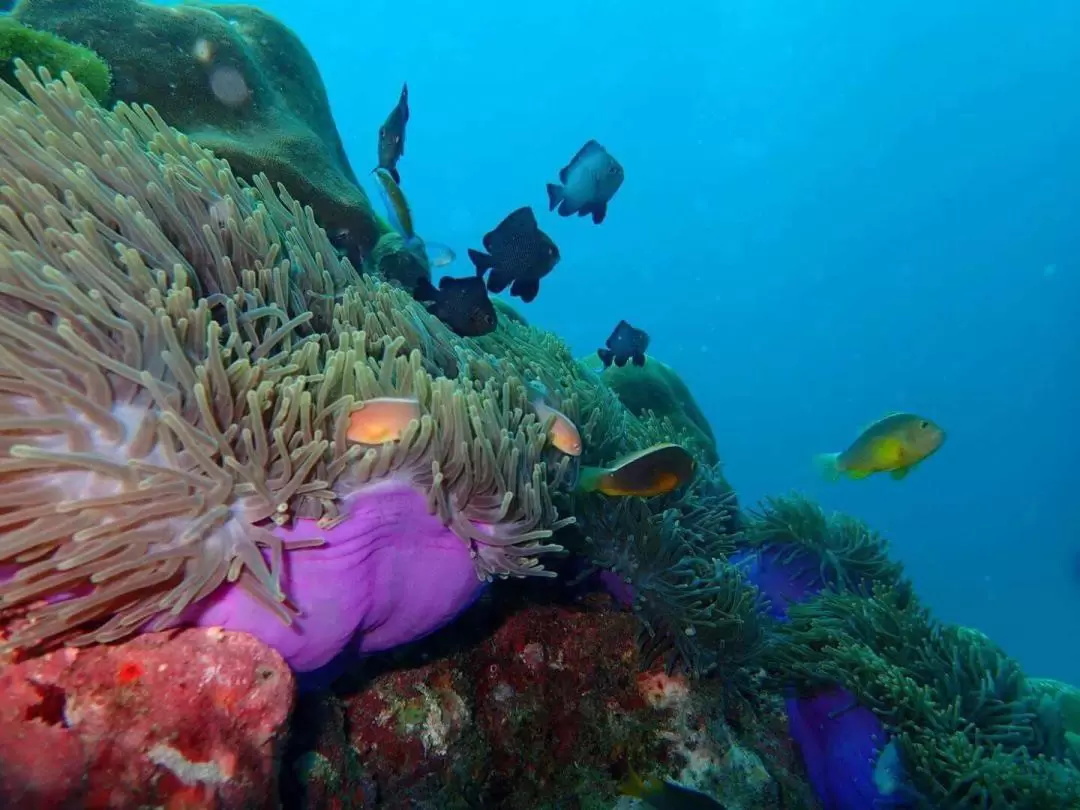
770;584;1080;807
745;493;906;594
581;466;769;683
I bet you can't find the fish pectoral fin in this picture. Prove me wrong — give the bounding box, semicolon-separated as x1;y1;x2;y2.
890;465;912;480
546;183;564;211
591;202;608;224
486;268;513;294
510;278;540;303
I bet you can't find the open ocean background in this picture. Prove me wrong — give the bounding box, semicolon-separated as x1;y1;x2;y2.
212;0;1080;684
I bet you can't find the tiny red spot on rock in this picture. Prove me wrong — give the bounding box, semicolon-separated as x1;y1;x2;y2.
117;661;144;685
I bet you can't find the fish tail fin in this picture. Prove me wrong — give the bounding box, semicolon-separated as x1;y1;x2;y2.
617;768;648;798
597;348;613;367
468;248;494;275
814;452;844;482
412;276;438;301
575;466;607;494
545;183;563;212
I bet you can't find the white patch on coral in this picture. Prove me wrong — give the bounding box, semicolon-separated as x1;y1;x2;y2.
414;683;468;757
148;743;229;785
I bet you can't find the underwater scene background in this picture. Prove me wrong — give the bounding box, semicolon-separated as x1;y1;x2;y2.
256;0;1080;681
0;0;1078;808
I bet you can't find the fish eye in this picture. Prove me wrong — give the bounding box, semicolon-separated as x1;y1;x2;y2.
919;420;929;429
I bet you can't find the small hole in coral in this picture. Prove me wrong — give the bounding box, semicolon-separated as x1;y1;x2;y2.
25;682;68;728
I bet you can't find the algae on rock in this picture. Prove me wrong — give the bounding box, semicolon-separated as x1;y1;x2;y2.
0;17;110;102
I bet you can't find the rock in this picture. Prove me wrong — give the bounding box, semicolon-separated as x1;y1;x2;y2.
0;628;293;809
284;596;811;809
14;0;388;258
588;354;719;465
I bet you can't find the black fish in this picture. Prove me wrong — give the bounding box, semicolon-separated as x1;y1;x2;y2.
376;83;409;184
468;206;560;304
598;320;649;368
413;275;496;337
546;140;624;225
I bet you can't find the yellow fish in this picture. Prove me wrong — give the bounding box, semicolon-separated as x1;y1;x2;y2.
816;412;945;481
577;443;695;497
346;396;421;444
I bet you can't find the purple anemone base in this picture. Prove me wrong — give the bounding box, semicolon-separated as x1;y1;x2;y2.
184;480;488;672
729;546;830;620
786;687;910;810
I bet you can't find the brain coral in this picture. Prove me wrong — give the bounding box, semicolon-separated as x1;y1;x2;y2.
0;61;571;671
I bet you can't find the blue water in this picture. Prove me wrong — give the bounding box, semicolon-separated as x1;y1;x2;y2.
250;0;1080;685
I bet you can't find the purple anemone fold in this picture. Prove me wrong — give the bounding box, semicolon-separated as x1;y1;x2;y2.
184;482;487;672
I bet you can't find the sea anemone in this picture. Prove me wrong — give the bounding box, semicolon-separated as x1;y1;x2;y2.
0;61;571;671
735;493;906;618
770;584;1080;807
582;466;767;681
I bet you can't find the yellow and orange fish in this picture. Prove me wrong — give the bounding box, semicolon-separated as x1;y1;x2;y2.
816;412;945;481
577;443;695;497
346;396;421;445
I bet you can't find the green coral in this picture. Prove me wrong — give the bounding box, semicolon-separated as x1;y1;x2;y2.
770;585;1080;807
0;18;110;103
745;493;907;595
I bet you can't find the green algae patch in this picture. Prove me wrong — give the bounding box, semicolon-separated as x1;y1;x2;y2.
0;19;110;103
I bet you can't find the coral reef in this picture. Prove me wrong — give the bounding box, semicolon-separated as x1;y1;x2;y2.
3;21;1074;810
0;18;110;103
0;628;292;808
13;0;390;262
770;584;1080;808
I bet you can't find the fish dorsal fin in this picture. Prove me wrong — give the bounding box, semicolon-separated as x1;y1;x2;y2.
609;442;681;471
504;206;538;232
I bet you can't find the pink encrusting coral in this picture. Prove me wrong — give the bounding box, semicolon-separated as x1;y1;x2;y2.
0;60;572;671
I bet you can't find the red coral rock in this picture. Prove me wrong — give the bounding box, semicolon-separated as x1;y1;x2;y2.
0;629;293;810
317;596;662;809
